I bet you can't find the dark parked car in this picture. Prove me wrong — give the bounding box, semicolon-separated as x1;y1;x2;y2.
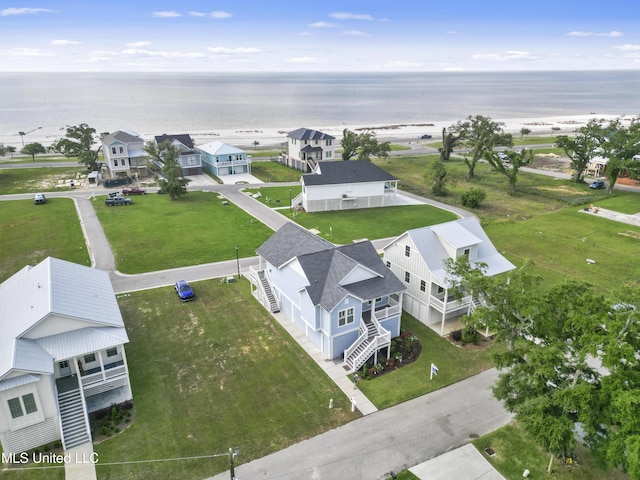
419;134;432;139
34;193;46;205
122;187;147;195
174;280;195;301
589;180;605;189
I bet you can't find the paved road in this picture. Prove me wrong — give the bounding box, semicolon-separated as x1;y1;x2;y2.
206;368;511;480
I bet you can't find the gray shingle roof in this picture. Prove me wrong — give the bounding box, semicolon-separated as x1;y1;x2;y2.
258;224;406;311
287;128;335;141
155;134;195;149
101;130;143;145
302;160;397;186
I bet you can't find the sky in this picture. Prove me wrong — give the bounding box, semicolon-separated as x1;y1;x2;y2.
1;0;640;72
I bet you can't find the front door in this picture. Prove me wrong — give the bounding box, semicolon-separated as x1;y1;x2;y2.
59;360;71;377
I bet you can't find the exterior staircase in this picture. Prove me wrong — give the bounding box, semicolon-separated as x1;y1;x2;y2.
469;296;483;313
258;270;280;313
57;388;91;450
344;314;390;373
306;157;318;172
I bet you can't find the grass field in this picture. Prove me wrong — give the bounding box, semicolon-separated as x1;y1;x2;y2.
0;198;89;282
0;167;85;194
94;191;274;273
243;186;301;207
88;279;355;480
473;424;630;480
359;314;500;409
249;161;302;182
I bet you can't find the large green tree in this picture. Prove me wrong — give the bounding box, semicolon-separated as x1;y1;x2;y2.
144;141;190;200
0;144;16;157
598;117;640;194
485;149;533;195
555;119;604;183
52;123;106;171
340;129;390;161
439;127;461;162
21;142;46;162
447;115;513;179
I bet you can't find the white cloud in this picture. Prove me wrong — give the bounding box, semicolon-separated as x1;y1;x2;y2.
330;12;374;21
309;21;339;28
472;50;533;61
612;44;640;51
8;47;49;57
189;10;232;18
286;56;319;63
341;30;368;36
598;31;623;37
122;48;205;58
384;61;421;68
207;47;261;54
1;7;55;16
568;30;623;37
51;39;81;46
126;41;151;47
152;11;181;18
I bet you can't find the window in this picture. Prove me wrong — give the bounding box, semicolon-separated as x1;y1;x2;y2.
386;261;391;268
22;394;37;414
8;398;23;418
405;245;411;257
106;347;118;357
404;271;410;283
315;140;319;145
326;139;332;146
7;394;38;419
119;147;124;154
84;353;96;363
437;285;445;294
420;280;426;292
463;248;470;257
187;156;198;165
338;307;355;327
111;147;116;155
326;151;332;158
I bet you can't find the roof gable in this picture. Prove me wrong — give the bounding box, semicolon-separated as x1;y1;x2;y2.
257;223;333;268
155;133;194;149
101;130;143;145
288;128;335;141
302;160;397;186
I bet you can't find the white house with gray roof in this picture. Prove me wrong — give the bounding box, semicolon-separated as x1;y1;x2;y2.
382;217;515;336
292;160;398;212
0;257;132;456
197;140;251;177
101;130;148;180
249;223;406;372
283;127;336;172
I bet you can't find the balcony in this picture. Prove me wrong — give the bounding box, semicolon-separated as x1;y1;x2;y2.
429;294;472;313
80;360;126;387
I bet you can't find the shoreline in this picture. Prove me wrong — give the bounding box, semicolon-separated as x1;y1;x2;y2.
1;113;634;151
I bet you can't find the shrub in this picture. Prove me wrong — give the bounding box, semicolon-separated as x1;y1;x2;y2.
461;188;487;208
451;330;462;342
461;324;479;345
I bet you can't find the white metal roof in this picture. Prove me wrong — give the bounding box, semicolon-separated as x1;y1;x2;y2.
197;140;245;156
0;374;41;392
36;327;129;361
0;257;126;379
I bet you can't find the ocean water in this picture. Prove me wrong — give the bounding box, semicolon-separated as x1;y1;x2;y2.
0;71;639;147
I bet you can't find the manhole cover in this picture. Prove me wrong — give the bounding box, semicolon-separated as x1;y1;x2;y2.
484;447;496;457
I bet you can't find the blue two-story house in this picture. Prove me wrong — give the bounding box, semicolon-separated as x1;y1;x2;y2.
250;223;406;372
154;134;202;176
198;141;251;177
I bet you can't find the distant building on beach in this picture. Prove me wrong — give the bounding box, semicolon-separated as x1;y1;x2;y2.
282;128;336;172
101;130;148;180
197;141;251;177
154;134;202;176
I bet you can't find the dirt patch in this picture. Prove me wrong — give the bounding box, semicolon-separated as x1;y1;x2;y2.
447;333;495;351
529;153;572;172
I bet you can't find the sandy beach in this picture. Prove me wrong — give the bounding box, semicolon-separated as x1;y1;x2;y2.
1;113;635;151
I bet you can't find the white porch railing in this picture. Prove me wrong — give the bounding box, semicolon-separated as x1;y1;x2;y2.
216;159;250;168
429;294;472;313
291;193;303;208
80;363;127;387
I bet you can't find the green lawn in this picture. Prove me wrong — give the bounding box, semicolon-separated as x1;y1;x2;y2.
243;186;301;207
0;167;86;194
249;161;302;182
473;424;630;480
359;314;500;409
0;198;89;283
89;279;355;480
94;191;274;273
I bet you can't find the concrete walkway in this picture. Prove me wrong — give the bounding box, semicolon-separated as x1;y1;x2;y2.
64;443;98;480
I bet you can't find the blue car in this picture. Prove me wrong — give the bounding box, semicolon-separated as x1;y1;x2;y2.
589;180;605;189
174;280;195;301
